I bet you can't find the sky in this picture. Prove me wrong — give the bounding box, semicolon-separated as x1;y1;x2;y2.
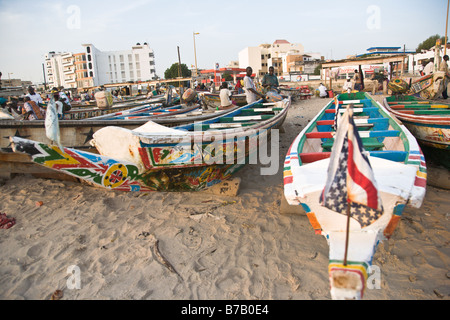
0;0;448;84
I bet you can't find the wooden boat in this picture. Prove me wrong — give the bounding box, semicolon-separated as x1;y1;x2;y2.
383;95;450;168
283;92;426;299
383;95;450;150
10;98;291;192
0;102;203;151
199;91;248;109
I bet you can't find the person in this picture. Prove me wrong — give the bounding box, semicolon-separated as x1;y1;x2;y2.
235;79;244;94
26;86;43;106
52;87;72;111
371;71;385;95
243;66;264;104
353;69;362;91
50;89;65;119
439;55;450;99
423;58;434;76
318;83;328;98
261;66;279;93
342;78;353;93
219;82;235;110
22;96;45;120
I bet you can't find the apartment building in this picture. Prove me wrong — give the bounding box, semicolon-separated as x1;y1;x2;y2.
44;51;78;89
82;43;157;87
238;40;304;77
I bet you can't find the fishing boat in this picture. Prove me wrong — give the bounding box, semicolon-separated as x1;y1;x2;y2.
61;95;166;120
283;92;426;299
383;95;450;168
0;98;170;150
198;91;248;109
10;98;291;192
383;95;450;150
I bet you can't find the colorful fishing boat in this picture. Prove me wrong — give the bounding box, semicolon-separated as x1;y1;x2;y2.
383;95;450;150
283;92;426;299
0;98;171;150
383;95;450;168
10;98;291;192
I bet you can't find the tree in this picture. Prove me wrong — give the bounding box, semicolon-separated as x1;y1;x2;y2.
164;63;192;79
416;34;446;52
314;64;322;75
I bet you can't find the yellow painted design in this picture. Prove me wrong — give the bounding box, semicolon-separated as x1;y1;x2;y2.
103;164;128;188
44;146;82;167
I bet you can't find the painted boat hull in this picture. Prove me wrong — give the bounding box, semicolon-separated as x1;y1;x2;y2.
283;92;426;299
383;96;450;150
10;99;291;192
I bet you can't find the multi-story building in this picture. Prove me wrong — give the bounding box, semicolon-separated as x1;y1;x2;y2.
238;40;304;78
73;53;94;89
44;51;78;89
82;43;157;87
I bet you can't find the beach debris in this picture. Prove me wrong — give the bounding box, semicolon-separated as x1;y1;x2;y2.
0;212;16;229
35;201;44;207
446;272;450;279
433;289;444;298
152;240;182;280
50;289;64;300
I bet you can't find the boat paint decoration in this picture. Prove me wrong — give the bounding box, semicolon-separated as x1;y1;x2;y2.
10;137;246;192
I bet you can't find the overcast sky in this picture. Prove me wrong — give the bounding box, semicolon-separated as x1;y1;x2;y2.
0;0;448;83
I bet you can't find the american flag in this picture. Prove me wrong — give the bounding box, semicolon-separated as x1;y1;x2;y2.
320;105;384;228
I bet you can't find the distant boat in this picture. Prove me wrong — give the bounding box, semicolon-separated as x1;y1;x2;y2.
283;92;426;299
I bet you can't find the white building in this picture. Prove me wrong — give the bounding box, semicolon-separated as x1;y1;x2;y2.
239;40;304;77
44;51;78;89
82;42;157;87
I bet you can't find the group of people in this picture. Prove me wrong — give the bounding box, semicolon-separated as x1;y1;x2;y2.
218;66;281;109
0;86;74;121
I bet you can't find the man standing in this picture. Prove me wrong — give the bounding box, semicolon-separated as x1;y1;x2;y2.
243;66;264;104
261;66;279;93
439;55;450;99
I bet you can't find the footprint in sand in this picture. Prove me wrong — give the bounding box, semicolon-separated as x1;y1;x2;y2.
181;227;202;249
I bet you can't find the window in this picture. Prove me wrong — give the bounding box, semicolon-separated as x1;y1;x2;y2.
87;55;92;61
86;47;91;53
120;55;124;63
128;54;132;62
135;54;140;61
88;62;92;69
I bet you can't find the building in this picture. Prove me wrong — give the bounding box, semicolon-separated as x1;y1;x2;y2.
238;40;304;78
73;52;93;89
356;46;414;58
82;43;157;87
44;51;78;89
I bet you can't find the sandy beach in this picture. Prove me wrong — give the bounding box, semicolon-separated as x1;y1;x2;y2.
0;95;449;301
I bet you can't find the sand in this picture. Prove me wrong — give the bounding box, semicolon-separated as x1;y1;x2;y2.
0;95;449;301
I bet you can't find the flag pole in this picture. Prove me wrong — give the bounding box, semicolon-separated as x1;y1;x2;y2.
343;203;351;266
343;104;353;267
445;0;449;56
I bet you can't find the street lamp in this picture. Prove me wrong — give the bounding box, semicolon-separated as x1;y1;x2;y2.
193;32;199;77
